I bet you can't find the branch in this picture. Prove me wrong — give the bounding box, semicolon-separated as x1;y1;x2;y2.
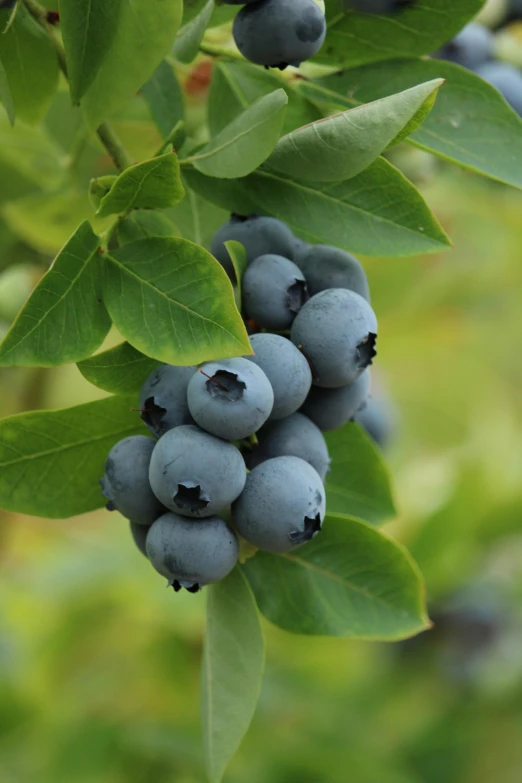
22;0;133;172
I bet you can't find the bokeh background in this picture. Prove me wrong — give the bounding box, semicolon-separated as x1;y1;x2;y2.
1;17;522;783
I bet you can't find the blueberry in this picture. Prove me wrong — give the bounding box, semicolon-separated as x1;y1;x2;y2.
246;333;312;419
210;214;295;278
434;23;493;70
232;456;325;553
292;236;311;267
129;521;150;557
146;512;239;591
296;245;370;301
233;0;326;70
187;358;274;440
346;0;414;12
475;62;522;116
242;254;309;330
245;412;330;481
100;436;165;525
139;364;196;438
291;288;378;388
354;395;395;450
149;424;247;517
301;369;371;432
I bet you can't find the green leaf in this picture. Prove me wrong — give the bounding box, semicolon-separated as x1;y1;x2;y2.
208;61;321;137
0;394;147;518
0;222;111;367
202;568;265;783
318;0;483;68
225;240;247;309
89;175;118;211
242;515;430;639
184;158;451;257
325;421;395;524
173;0;214;64
81;0;183;130
117;210;180;245
140;60;185;139
77;342;159;395
0;58;15;126
266;79;443;182
96;153;185;217
103;237;251;365
167;182;228;247
185;89;288;179
59;0;122;103
311;59;522;191
0;5;59;124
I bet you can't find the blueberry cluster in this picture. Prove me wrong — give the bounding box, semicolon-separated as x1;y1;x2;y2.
100;215;378;594
434;9;522;117
227;0;326;70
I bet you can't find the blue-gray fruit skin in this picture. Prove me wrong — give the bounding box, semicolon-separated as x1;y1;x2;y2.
292;236;311;267
139;364;195;438
247;333;312;420
187;358;274;440
434;23;493;70
296;245;370;301
233;0;326;70
210;214;295;278
354;396;395;450
474;62;522;116
100;436;164;526
233;456;325;553
242;254;309;330
291;288;378;388
149;425;246;517
245;412;330;481
129;521;150;557
146;512;239;591
301;368;371;432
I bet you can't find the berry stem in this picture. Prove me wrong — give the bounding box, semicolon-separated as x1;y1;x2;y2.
198;368;230;393
22;0;133;172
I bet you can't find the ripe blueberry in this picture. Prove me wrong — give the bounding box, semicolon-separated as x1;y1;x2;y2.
296;244;370;301
149;424;247;517
233;456;325;553
146;512;239;591
187;358;274;440
291;288;378;387
245;412;331;481
246;333;312;420
301;369;371;431
139;364;195;438
242;254;309;330
435;23;493;70
210;214;295;278
233;0;326;70
355;395;395;450
100;435;165;525
129;521;150;557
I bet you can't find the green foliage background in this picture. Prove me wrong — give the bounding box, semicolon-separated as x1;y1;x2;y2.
0;0;522;780
1;161;521;782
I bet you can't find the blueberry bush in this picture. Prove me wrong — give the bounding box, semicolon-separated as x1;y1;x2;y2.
0;1;521;780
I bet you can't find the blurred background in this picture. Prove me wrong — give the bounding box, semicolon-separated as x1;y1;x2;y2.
1;3;522;781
